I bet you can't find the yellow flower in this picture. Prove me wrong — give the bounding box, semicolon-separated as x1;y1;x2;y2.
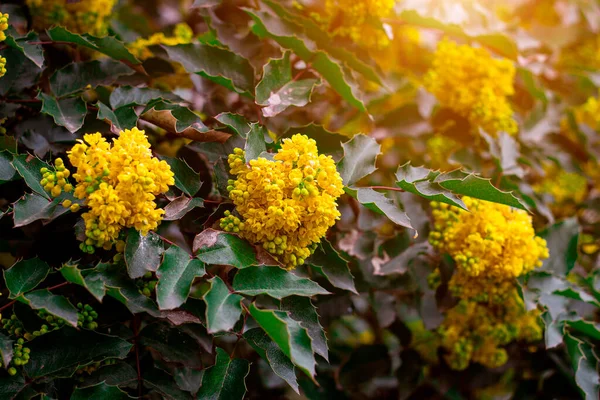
533;162;588;219
25;0;116;36
0;13;8;42
312;0;395;50
222;134;344;269
128;23;193;59
424;40;517;136
42;127;174;253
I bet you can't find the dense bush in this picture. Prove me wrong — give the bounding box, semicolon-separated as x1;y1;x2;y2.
0;0;599;399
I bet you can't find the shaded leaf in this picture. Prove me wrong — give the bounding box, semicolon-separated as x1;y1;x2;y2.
13;193;70;227
337;135;380;186
564;333;600;400
353;188;413;230
233;266;329;299
215;113;251;138
109;86;181;108
197;347;250;400
156;246;205;310
38;93;86;133
4;27;44;68
308;240;357;293
0;332;14;369
281;296;328;361
59;264;106;302
162;156;202;197
140;323;204;368
0;151;17;182
4;258;51;298
21;290;79;327
244;123;267;163
50;59;134;97
70;381;135;400
203;276;243;334
97;102;138;131
193;229;261;268
143;367;192;400
540;218;580;276
164;195;204;221
142;100;210;133
125;230;164;279
11;154;51;199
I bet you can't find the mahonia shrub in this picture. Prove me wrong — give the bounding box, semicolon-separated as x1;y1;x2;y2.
0;0;599;399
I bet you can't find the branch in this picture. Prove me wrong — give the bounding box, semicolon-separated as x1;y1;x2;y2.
140;110;231;143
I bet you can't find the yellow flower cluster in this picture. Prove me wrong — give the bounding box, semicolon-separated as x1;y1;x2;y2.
424;40;518;136
559;36;600;71
0;13;8;78
312;0;395;50
222;134;344;269
437;293;542;370
533;163;588;219
25;0;116;36
429;197;548;301
39;158;73;198
42;128;174;253
128;23;193;60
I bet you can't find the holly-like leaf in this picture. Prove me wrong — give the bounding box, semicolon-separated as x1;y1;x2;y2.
564;333;600;400
196;347;250;400
23;327;132;378
215;113;251;138
163;196;204;221
163;43;255;95
4;258;51;298
308;239;357;293
46;27;140;65
244;123;267;163
13;193;70;227
281;296;328;361
233;266;329;299
203;276;243;334
353;188;413;230
375;243;432;276
244;328;299;394
125;230;164;279
156;246;206;310
193;229;262;268
162;156;202;197
247;8;366;111
142;100;210;133
4;28;44;69
143;367;192;400
0;332;14;369
59;264;106;302
540;218;580;276
0;151;17;182
109;86;181;109
567;320;600;341
139;323;204;368
97;102;138;131
337;135;380;186
249;303;316;379
38;93;86;133
20;290;79;327
50;59;134;97
256;52;319;117
11;154;51;199
71;382;135;400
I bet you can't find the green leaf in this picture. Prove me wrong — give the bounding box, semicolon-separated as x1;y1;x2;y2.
163;196;204;221
71;382;135;400
247;8;366;111
0;332;14;369
375;243;431;276
24;327;132;378
163;43;255;95
156;246;206;310
50;59;134;97
143;367;192;400
193;229;260;268
0;374;27;399
196;347;250;400
13;193;71;227
564;333;600;400
395;164;465;209
308;239;357;293
59;264;106;302
109;86;180;108
215;113;250;138
0;47;41;97
173;367;203;394
233;266;329;299
97;102;138;131
142;100;210;133
203;276;243;334
567;320;600;341
139;323;204;368
125;230;164;279
249;303;316;379
281;296;328;361
38;93;86;133
256;51;319;117
20;290;79;327
353;188;413;230
46;27;140;65
4;258;51;298
337;135;380;186
540;218;580;276
4;28;44;69
244;123;267;163
10;154;51;199
0;150;17;182
162;156;202;197
244;328;299;394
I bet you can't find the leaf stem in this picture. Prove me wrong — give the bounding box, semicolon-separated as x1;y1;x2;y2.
0;281;70;313
365;185;405;192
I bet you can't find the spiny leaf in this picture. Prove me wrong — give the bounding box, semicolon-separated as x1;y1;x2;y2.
20;290;79;327
203;276;243;334
10;154;51;199
244;123;267;163
215;112;251;138
281;296;328;361
38;93;87;133
162;156;203;197
353;188;413;230
142;100;210;133
0;332;14;369
193;229;264;269
97;102;138;131
109;86;181;109
71;382;136;400
196;347;250;400
308;239;357;293
4;258;51;298
337;135;380;186
233;266;330;299
163;196;204;221
125;230;164;279
4;28;44;68
564;333;600;400
59;264;106;302
156;246;206;310
50;59;134;97
13;193;70;227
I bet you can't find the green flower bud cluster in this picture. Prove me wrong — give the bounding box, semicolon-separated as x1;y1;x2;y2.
40;158;73;198
427;269;441;290
1;314;25;337
37;310;67;330
220;210;245;233
445;337;473;371
136;272;157;297
77;303;98;330
1;338;31;376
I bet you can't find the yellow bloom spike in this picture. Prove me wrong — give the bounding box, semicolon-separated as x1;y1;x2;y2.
0;13;8;42
25;0;116;36
222;134;344;269
424;39;518;136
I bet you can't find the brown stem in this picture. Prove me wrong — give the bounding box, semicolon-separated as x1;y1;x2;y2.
132;315;143;397
0;282;70;313
365;186;405;192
